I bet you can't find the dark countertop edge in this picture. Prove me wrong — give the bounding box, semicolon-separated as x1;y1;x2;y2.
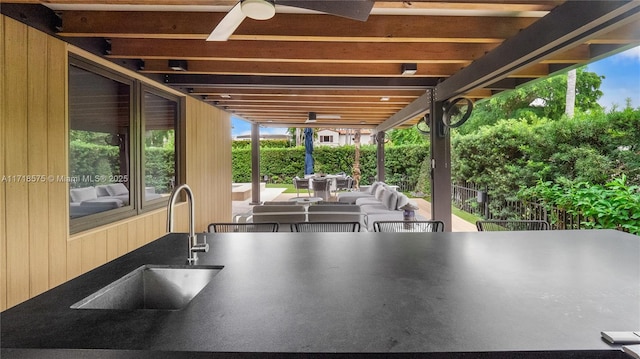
0;348;629;359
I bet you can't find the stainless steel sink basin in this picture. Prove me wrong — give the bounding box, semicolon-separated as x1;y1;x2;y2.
71;265;223;310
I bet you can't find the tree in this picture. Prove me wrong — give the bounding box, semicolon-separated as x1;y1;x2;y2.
352;129;362;189
456;66;604;135
388;127;428;145
565;69;577;118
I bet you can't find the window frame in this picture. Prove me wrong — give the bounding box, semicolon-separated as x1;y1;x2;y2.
139;85;182;212
320;135;333;143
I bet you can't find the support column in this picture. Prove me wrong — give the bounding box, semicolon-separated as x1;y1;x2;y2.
376;131;385;182
430;98;452;231
250;122;261;205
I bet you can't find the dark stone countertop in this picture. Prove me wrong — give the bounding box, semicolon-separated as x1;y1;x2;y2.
1;230;638;358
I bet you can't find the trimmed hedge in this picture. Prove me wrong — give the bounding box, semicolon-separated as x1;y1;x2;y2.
70;141;174;192
232;144;430;190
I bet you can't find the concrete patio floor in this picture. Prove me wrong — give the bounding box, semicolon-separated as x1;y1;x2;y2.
232;188;477;232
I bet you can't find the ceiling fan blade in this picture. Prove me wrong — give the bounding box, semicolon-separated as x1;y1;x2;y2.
207;2;247;41
277;0;374;21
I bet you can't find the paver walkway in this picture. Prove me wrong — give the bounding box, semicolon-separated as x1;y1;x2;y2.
232;188;476;232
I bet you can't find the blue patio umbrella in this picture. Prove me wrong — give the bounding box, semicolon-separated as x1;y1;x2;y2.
304;127;314;175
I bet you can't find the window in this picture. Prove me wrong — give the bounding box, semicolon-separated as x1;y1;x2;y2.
68;56;182;233
320;135;333;143
142;89;179;205
68;58;133;227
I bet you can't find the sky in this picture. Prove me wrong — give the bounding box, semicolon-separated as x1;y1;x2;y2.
231;46;640;137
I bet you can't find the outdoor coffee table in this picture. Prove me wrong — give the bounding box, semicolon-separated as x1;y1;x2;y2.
289;196;323;205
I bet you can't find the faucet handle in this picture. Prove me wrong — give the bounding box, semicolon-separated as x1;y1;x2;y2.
192;242;209;253
190;234;209;253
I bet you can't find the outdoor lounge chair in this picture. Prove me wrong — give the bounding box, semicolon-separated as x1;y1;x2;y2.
475;220;550;231
307;204;362;224
251;204;306;231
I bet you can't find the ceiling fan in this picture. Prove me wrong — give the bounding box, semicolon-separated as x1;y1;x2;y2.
207;0;375;41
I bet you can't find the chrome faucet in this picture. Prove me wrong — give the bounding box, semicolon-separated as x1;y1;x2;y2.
167;184;209;263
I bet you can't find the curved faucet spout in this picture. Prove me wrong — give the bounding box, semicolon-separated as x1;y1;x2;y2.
167;184;209;263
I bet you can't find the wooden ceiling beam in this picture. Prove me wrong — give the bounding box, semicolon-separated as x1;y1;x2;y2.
220;103;403;110
107;39;498;63
235;111;398;120
59;12;538;42
204;96;410;106
190;88;426;97
141;60;467;77
373;1;560;12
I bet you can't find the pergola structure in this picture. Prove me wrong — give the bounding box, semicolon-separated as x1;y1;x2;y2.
3;0;639;230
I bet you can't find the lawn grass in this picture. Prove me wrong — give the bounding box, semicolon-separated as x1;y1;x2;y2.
452;206;482;225
266;183;296;193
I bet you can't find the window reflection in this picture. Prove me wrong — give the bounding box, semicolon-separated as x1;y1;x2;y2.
68;64;131;219
143;91;178;202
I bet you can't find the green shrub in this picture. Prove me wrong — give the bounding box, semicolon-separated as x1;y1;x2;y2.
519;176;640;234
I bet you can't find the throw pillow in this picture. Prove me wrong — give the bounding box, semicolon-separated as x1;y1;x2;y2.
382;190;398;211
70;186;98;203
396;193;410;210
95;185;110;197
105;183;129;196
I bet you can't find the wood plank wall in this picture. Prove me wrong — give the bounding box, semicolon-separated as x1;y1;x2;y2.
185;97;232;231
0;15;6;311
1;16;232;310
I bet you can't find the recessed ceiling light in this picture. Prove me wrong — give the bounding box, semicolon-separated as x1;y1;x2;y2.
168;60;188;71
380;97;390;101
401;63;417;76
220;94;231;99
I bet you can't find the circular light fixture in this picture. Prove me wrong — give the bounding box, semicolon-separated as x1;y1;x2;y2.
241;0;276;20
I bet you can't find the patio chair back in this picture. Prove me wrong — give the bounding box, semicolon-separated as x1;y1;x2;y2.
293;177;311;197
291;222;361;232
476;220;550;231
311;178;331;201
208;222;279;233
335;176;353;191
373;220;445;232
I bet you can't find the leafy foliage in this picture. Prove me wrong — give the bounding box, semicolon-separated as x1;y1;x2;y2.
387;127;428;146
231;139;293;149
457;67;604;135
70;140;175;193
519;176;640;234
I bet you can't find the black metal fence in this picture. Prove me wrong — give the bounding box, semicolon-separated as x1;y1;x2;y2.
452;182;586;230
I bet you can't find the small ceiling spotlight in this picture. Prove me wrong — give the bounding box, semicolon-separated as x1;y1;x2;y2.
401;63;417;76
305;112;317;123
168;60;188;71
380;96;390;101
220;94;232;99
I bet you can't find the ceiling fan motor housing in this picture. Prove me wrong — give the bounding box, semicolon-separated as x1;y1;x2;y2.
241;0;276;20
